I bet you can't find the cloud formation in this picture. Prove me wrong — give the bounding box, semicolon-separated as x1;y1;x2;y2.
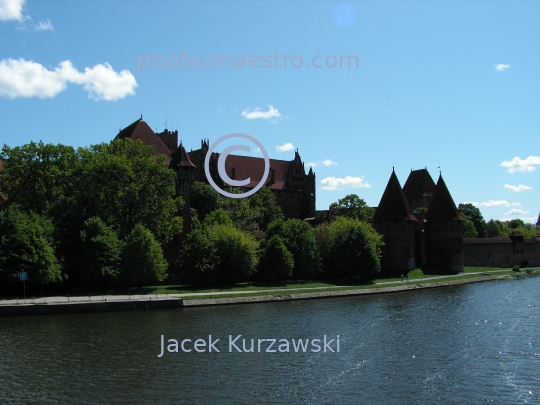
504;184;532;193
504;208;529;216
306;159;338;168
241;105;281;120
276;142;294;152
0;0;25;21
34;18;52;31
322;159;337;166
495;64;510;71
0;58;137;100
477;200;522;208
321;176;371;190
500;156;540;173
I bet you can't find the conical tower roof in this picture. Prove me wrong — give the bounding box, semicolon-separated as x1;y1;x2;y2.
425;175;464;222
403;168;436;199
536;212;540;226
373;170;417;222
170;143;196;168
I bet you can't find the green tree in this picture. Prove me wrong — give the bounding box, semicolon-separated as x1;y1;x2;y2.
508;218;525;229
77;217;123;286
458;203;486;238
331;224;381;280
463;219;478;238
318;216;383;279
190;181;222;220
120;224;168;287
0;141;79;215
203;208;233;228
485;219;510;238
257;235;294;282
265;219;321;280
329;194;375;222
248;188;284;231
206;224;258;283
178;228;219;285
219;188;263;240
0;205;62;284
74;139;182;243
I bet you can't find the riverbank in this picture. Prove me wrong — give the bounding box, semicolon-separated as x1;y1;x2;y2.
2;270;532;317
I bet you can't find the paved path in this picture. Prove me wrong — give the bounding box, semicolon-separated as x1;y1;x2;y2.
0;269;515;306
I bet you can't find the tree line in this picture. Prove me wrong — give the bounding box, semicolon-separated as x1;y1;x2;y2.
0;140;383;294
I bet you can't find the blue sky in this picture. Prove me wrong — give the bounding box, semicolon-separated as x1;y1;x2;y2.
1;0;539;223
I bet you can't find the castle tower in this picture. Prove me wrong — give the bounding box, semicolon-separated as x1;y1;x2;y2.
306;166;316;218
372;169;418;275
403;168;436;211
424;175;465;273
170;142;196;233
156;129;179;153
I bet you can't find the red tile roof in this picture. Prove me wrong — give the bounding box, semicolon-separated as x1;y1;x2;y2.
425;175;465;222
115;119;172;163
373;170;417;222
218;153;291;190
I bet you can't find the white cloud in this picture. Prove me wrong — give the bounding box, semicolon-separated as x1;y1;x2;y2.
276;142;294;152
500;156;540;173
307;162;317;168
321;176;371;190
241;105;281;120
0;58;137;100
0;0;25;21
322;159;337;166
478;199;522;208
34;18;52;31
504;184;532;193
504;209;529;216
495;64;510;71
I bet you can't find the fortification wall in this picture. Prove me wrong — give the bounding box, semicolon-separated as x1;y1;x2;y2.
464;237;540;267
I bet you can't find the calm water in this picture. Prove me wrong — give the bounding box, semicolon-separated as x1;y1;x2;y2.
1;277;539;404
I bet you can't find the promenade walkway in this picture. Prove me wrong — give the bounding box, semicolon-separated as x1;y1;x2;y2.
0;269;513;306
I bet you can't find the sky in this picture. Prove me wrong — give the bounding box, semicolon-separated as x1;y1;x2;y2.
0;0;539;223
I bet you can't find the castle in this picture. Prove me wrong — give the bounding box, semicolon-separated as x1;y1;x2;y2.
115;118;316;229
114;118;540;273
372;168;466;275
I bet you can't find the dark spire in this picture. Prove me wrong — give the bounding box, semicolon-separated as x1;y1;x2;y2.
425;175;464;222
373;170;417;222
536;212;540;226
170;143;196;168
403;168;436;199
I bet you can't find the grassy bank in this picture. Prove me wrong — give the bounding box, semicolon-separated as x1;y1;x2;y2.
137;266;513;298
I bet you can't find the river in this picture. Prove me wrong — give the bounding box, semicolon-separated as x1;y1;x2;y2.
1;276;539;404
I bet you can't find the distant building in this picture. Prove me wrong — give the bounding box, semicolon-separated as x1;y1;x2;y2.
115;118;316;225
372;169;465;275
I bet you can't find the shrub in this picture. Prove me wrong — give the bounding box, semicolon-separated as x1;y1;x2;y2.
206;224;258;283
407;268;424;278
265;219;321;280
257;235;294;282
317;217;383;280
512;265;520;272
178;228;219;284
120;224;168;287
